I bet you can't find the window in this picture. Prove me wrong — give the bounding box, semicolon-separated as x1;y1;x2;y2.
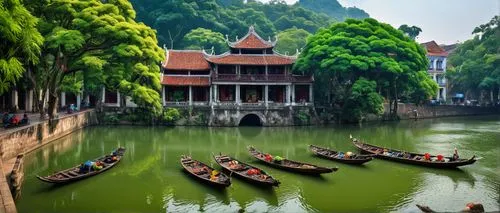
436;60;443;70
429;59;433;69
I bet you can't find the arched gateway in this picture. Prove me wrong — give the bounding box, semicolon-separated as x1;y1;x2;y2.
238;113;264;126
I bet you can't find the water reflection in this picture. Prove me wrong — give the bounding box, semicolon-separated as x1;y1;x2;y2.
16;116;500;213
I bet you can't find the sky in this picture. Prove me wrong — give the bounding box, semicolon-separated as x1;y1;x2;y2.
260;0;499;44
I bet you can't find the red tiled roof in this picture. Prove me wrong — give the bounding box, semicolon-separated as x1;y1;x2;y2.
205;54;295;65
161;76;210;86
422;41;448;56
163;50;210;71
229;26;275;49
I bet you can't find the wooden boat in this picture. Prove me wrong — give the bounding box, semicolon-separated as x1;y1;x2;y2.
214;154;280;187
351;137;476;168
309;145;374;165
181;155;231;188
37;147;126;184
416;203;485;213
248;146;337;175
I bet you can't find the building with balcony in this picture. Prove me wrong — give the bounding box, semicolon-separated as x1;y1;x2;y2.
161;26;315;126
422;41;448;101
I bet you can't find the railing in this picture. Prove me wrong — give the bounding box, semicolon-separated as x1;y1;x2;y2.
165;102;189;106
212;74;313;82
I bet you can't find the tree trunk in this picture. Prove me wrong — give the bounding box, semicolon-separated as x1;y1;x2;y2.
392;80;399;119
39;89;47;119
48;92;58;120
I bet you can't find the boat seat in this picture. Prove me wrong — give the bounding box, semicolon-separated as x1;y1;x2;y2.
58;172;72;178
68;171;80;176
219;157;231;162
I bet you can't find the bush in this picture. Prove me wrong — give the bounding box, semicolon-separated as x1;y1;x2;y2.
162;108;181;123
103;114;119;124
294;110;310;125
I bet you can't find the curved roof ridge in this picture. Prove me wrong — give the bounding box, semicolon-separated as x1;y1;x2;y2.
227;26;276;49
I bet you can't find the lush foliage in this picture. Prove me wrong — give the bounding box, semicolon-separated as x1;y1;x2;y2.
294;18;436;122
25;0;164;118
275;27;311;55
162;107;181;123
0;0;43;95
131;0;343;49
343;78;384;122
447;16;499;103
298;0;369;21
182;28;228;54
398;24;422;40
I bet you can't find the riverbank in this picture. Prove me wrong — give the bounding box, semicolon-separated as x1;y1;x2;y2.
383;103;500;120
0;110;97;213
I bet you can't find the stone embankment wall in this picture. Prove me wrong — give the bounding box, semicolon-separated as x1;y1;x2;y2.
385;103;500;120
208;105;316;126
0;110;98;161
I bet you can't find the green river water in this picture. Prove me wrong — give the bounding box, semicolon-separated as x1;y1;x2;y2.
16;116;500;213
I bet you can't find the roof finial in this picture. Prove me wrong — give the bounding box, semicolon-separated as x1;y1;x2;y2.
268;36;271;42
211;46;215;55
236;35;239;41
249;25;255;33
225;34;229;41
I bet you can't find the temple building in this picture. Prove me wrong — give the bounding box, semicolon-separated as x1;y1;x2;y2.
422;41;448;101
161;26;314;126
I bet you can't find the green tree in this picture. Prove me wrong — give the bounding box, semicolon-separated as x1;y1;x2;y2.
182;28;228;54
0;0;43;95
343;78;384;123
26;0;164;118
398;24;422;40
298;0;369;21
448;16;499;104
275;27;311;55
294;18;435;121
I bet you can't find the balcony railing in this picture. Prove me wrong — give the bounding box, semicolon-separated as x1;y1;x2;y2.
212;74;313;83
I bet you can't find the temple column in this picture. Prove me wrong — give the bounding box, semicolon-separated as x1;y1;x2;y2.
214;85;218;103
209;86;213;105
265;65;268;80
12;90;18;110
101;87;106;103
188;86;193;106
116;91;121;107
286;84;291;105
291;84;295;104
235;85;240;104
61;92;66;107
433;59;437;72
162;86;166;106
76;94;81;109
26;90;33;112
309;84;314;103
264;85;269;107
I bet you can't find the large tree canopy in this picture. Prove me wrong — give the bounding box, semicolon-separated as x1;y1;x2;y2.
447;16;499;103
26;0;164;118
182;28;228;54
0;0;43;95
294;18;436;121
275;27;311;55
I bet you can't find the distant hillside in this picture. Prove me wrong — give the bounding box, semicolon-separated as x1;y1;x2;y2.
298;0;369;20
